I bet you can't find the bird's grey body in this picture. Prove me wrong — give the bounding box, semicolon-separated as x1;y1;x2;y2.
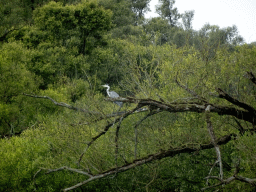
102;84;123;107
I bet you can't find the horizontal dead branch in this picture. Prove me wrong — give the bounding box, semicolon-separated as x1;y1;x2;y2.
39;133;236;191
23;94;147;121
24;92;256;124
107;97;256;124
23;93;100;114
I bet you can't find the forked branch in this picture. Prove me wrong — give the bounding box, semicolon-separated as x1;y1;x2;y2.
205;105;223;182
202;160;256;190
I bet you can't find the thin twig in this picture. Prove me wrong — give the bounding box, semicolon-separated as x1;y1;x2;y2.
44;166;93;177
175;73;206;101
134;110;161;159
206;160;218;186
78;107;140;164
115;118;122;168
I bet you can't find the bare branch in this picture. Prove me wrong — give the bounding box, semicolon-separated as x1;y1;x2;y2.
23;93;100;115
205;105;223;181
44;166;93;177
23;93;135;125
244;71;256;85
78;107;140;164
202;159;256;190
156;93;166;102
201;176;235;191
25;92;256;126
235;176;256;185
206;160;218;186
33;168;42;187
39;133;235;191
232;117;245;135
109;97;256;124
234;159;240;175
216;88;256;113
175;73;206;101
202;175;256;191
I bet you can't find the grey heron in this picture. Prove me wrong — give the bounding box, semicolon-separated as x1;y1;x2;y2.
102;84;123;107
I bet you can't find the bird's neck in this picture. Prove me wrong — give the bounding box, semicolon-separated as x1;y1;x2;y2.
106;87;110;96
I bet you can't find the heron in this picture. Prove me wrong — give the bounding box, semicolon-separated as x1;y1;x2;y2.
102;84;123;107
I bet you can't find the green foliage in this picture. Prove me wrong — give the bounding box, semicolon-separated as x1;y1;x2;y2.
131;0;150;19
99;0;135;28
156;0;181;27
0;43;256;191
0;0;77;42
27;44;88;88
0;0;32;41
20;0;112;89
1;0;256;191
33;1;112;54
193;24;244;62
0;42;38;96
182;10;194;31
0;42;40;136
0;133;50;191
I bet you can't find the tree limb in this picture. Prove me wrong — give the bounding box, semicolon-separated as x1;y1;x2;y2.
23;93;100;114
23;94;146;125
108;97;256;124
205;105;223;182
232;117;245;135
244;71;256;85
202;174;256;190
202;159;256;190
38;133;236;191
25;93;256;125
216;88;256;113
